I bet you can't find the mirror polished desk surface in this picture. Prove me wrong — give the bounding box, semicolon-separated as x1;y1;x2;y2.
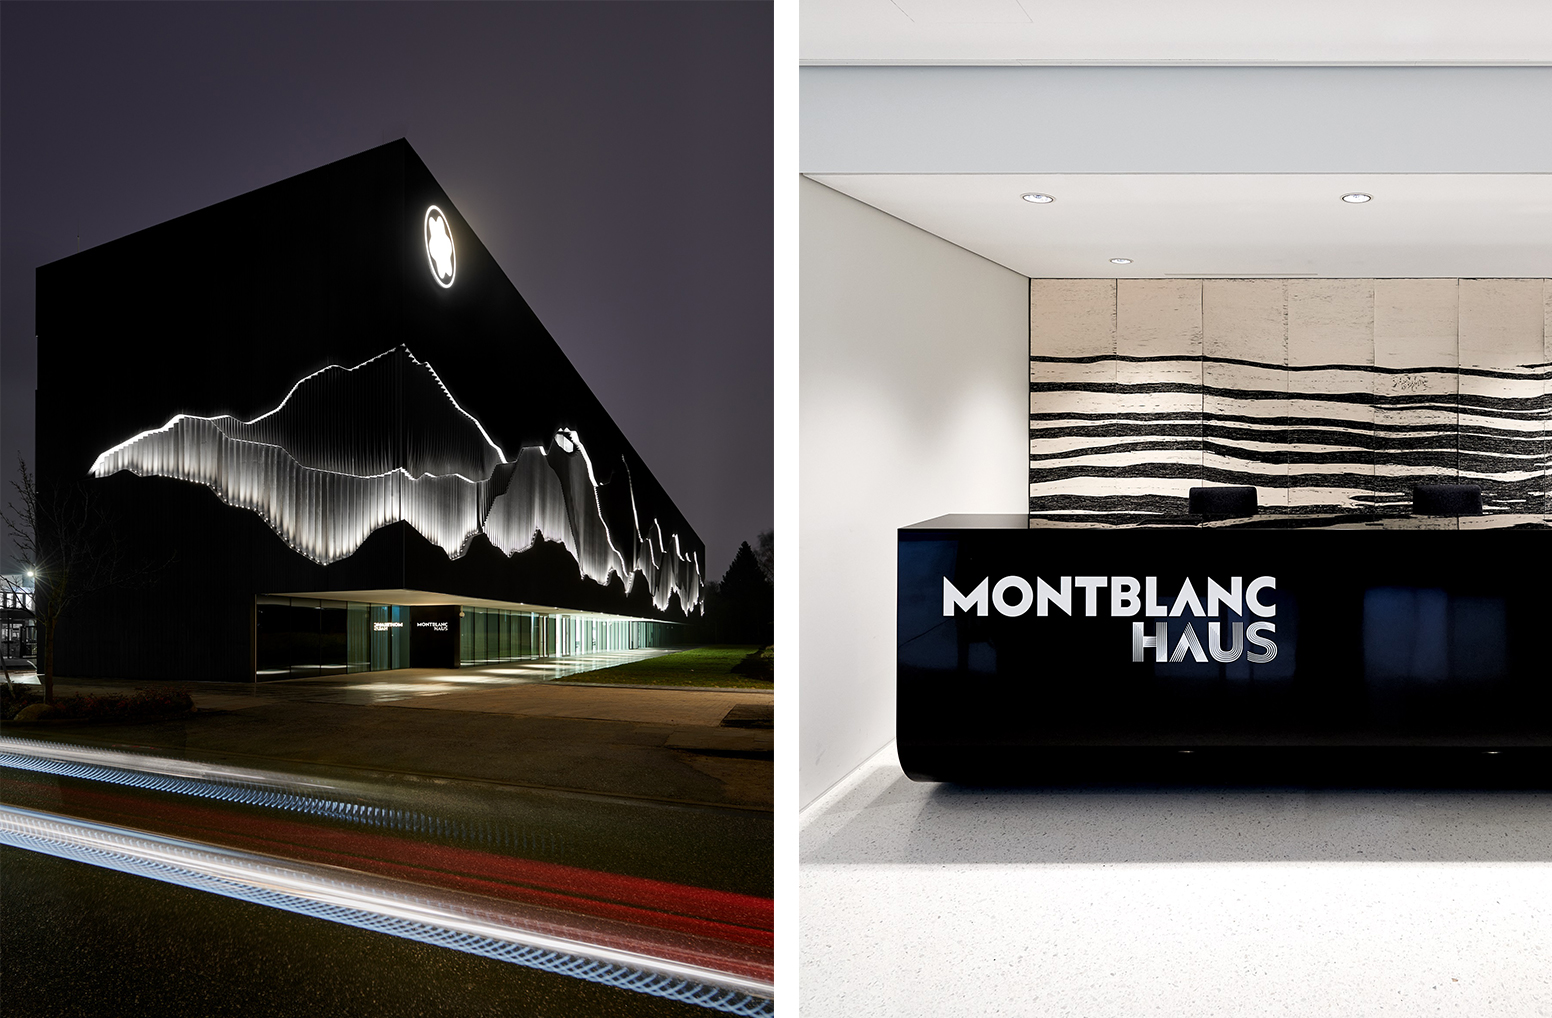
898;515;1552;783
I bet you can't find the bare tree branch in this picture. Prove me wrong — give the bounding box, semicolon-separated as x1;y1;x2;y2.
3;456;168;703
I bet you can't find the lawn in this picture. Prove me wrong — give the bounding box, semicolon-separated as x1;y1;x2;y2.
570;645;773;689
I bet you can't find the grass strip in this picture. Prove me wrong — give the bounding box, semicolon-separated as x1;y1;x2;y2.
571;646;773;689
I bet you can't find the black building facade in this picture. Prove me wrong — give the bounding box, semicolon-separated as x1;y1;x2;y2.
37;141;703;682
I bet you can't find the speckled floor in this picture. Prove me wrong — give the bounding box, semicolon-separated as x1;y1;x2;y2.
801;742;1552;1017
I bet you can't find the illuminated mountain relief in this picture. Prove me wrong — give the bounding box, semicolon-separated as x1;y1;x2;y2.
89;346;702;611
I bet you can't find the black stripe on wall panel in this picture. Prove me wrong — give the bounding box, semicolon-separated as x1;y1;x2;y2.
1028;459;1544;490
1027;428;1207;444
1026;431;1207;448
1031;354;1552;384
1028;421;1202;430
1029;382;1209;397
1027;494;1192;517
1028;418;1492;440
1203;425;1378;446
1028;462;1545;498
1030;382;1500;412
1029;410;1208;418
1203;415;1451;432
1028;441;1206;463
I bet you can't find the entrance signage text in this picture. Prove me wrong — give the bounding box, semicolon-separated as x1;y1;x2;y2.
943;574;1279;664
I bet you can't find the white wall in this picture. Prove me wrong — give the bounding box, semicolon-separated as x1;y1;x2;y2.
799;177;1028;808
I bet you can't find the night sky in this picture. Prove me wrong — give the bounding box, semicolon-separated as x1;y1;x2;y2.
0;1;772;581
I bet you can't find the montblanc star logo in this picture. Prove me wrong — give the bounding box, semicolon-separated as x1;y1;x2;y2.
424;205;455;288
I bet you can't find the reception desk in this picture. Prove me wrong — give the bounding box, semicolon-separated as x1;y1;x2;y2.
898;514;1552;785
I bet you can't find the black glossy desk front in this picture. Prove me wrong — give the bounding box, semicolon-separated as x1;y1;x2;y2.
898;515;1552;785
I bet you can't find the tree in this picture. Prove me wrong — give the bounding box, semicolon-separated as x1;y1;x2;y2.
754;529;773;583
2;457;159;703
717;540;774;647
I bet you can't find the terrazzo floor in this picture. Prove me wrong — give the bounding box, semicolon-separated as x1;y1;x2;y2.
801;742;1552;1017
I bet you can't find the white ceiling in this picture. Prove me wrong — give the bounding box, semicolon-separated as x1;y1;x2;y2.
268;589;650;620
804;173;1552;277
802;0;1552;65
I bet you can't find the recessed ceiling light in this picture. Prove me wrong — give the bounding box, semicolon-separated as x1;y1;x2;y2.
1341;192;1372;203
1021;193;1054;204
1109;257;1133;265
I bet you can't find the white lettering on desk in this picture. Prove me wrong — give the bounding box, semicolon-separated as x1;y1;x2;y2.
943;574;1279;663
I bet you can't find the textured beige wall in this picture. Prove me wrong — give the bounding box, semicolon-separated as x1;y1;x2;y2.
1029;278;1550;522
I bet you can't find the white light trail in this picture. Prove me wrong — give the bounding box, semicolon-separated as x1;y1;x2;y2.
0;804;773;1012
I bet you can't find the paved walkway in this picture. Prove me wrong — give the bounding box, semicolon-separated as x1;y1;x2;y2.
207;648;691;708
37;648;772;725
11;648;773;809
414;683;765;726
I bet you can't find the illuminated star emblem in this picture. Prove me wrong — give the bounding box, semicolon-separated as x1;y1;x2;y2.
424;206;455;287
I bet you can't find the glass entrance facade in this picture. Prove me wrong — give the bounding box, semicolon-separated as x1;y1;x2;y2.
257;597;409;678
459;606;673;666
256;595;677;679
459;606;541;665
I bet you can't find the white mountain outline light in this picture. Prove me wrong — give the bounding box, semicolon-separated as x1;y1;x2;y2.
90;346;702;612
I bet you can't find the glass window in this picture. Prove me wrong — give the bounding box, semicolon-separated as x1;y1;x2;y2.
347;602;371;673
320;603;347;674
459;607;472;667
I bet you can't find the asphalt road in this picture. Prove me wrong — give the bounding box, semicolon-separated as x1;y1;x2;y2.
2;659;774;1011
2;845;717;1018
